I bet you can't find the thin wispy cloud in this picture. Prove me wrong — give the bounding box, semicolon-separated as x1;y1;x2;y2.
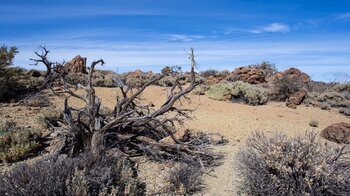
251;23;291;34
168;34;206;42
336;12;350;21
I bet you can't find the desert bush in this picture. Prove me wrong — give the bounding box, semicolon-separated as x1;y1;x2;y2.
270;73;306;101
0;129;41;163
309;120;319;127
307;81;336;93
339;107;350;116
331;83;350;100
317;92;349;108
200;69;218;78
319;102;331;110
0;67;44;101
206;81;269;105
164;163;203;195
0;153;145;195
35;108;63;129
248;61;277;77
157;76;187;87
192;85;209;95
23;94;51;107
235;131;350;195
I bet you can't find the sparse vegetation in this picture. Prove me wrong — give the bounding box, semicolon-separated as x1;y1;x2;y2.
309;120;319;127
270;73;306;101
0;153;145;195
0;128;41;163
206;81;269;105
164;163;203;195
235;131;350;195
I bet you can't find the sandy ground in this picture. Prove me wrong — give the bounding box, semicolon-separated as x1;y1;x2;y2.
1;86;349;195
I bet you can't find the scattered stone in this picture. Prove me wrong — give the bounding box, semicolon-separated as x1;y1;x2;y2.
320;122;350;144
148;102;155;107
286;103;297;109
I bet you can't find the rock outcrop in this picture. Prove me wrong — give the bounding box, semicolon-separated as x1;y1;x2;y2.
268;67;310;84
320;122;350;144
230;67;267;84
64;55;87;74
286;90;308;107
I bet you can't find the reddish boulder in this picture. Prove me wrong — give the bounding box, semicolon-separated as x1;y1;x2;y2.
320;122;350;144
230;67;266;84
64;55;87;74
287;90;308;106
206;75;221;85
268;67;310;84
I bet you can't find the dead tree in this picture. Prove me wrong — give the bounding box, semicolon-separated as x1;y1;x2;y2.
32;48;216;166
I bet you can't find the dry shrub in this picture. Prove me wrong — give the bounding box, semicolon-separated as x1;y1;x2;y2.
270;74;306;101
0;129;41;163
0;153;145;195
206;81;269;105
164;163;203;195
192;85;209;95
339;107;350;116
248;61;277;78
307;81;337;93
200;69;218;78
309;120;319;127
35;108;63;129
23;94;51;107
235;131;350;195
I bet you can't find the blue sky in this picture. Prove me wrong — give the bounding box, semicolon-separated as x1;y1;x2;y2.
1;0;350;81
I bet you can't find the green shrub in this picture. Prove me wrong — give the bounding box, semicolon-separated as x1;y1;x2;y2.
235;131;350;195
0;129;41;163
206;81;269;105
192;85;209;95
205;82;233;101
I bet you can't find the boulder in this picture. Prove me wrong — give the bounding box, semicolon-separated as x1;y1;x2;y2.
159;129;190;144
230;67;266;84
320;122;350;144
64;55;87;74
268;67;310;84
286;90;308;106
206;75;221;85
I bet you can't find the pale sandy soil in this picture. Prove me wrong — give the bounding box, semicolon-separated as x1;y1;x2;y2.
1;86;349;195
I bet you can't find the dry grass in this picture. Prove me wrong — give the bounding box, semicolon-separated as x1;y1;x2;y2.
235;131;350;195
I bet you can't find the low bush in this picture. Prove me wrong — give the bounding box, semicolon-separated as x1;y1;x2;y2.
200;69;218;78
164;163;203;195
206;81;269;105
270;73;306;101
309;120;319;127
339;107;350;116
23;94;51;107
235;131;350;195
0;67;44;101
248;61;277;78
192;85;209;95
0;153;145;195
316;92;349;108
0;129;41;163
